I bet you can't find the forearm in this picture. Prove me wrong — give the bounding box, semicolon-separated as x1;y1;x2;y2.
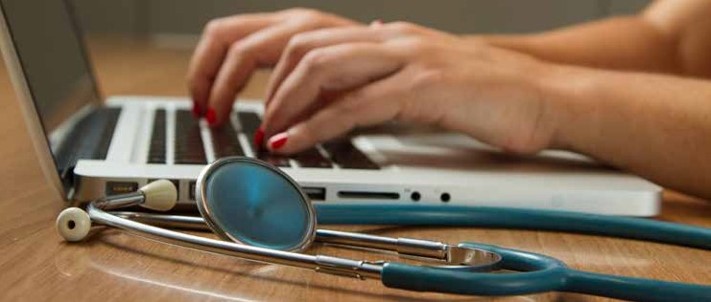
541;64;711;198
473;16;679;74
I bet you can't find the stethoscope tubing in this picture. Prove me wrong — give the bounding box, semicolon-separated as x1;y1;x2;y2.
77;196;711;300
315;204;711;250
316;204;711;300
383;242;711;301
109;206;711;301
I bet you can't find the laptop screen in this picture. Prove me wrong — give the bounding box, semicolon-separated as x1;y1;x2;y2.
0;0;100;131
0;0;101;195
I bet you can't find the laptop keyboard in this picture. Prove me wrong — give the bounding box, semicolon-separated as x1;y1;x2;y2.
210;119;245;159
147;110;167;164
56;107;121;177
149;109;379;170
174;110;208;165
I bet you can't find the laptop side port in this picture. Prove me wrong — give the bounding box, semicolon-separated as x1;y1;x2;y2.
303;187;326;201
337;191;400;200
189;181;197;201
105;181;138;196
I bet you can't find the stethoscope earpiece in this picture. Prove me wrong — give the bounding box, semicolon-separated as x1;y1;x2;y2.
57;179;180;242
56;207;91;242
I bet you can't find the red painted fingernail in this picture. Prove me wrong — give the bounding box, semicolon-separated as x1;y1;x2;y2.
269;133;288;150
192;103;202;118
254;126;265;149
206;107;217;126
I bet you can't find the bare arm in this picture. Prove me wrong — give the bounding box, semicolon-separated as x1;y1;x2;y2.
478;0;711;78
542;65;711;199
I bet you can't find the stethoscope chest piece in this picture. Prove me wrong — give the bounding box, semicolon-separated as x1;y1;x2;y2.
195;157;316;252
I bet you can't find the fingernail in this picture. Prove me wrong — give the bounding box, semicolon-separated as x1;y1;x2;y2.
192;103;203;118
253;126;265;149
206;107;217;126
370;19;383;27
268;132;289;151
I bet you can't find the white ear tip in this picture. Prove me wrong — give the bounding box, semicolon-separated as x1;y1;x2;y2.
56;208;91;242
139;179;178;211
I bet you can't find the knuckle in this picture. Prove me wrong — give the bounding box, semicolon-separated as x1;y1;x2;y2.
284;7;318;18
227;41;253;58
388;21;419;34
403;37;430;53
298;122;319;141
300;49;331;73
203;19;226;37
411;69;444;91
285;33;315;59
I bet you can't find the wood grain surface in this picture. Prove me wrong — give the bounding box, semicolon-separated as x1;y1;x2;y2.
0;36;708;302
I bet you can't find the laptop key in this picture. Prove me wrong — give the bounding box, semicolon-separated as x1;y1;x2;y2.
56;107;123;177
175;110;207;165
237;111;290;167
148;109;167;164
236;111;338;169
323;139;380;170
293;148;333;168
257;151;291;167
237;111;264;150
93;108;122;160
210;122;244;159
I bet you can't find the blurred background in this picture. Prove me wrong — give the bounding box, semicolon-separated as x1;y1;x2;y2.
71;0;651;38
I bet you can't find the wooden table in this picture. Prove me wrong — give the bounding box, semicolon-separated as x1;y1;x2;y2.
0;36;709;301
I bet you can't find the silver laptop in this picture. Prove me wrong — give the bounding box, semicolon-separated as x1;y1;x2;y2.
0;0;661;216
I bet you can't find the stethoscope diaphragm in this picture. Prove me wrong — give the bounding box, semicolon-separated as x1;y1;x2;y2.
195;157;316;252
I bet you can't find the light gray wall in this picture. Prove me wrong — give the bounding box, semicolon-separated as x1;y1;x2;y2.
71;0;651;36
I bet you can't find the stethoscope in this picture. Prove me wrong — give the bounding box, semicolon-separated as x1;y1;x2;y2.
56;157;711;301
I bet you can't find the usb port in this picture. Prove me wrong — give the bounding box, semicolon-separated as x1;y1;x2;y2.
106;181;138;196
303;187;326;201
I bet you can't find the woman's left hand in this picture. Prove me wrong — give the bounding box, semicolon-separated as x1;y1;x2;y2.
261;22;561;155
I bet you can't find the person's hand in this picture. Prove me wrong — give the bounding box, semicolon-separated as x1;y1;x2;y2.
187;8;359;126
260;22;561;155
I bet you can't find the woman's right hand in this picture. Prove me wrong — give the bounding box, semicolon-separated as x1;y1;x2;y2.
187;8;360;126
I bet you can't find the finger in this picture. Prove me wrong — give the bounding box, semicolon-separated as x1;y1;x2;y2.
188;15;277;115
267;73;407;154
206;23;306;126
264;23;419;108
262;43;405;137
264;25;388;105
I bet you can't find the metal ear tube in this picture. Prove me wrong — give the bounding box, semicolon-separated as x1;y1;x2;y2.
110;211;501;268
56;179;178;241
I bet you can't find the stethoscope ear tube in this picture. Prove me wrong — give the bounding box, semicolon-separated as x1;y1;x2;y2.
315;204;711;250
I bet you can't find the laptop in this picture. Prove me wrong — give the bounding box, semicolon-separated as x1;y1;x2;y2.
0;0;661;216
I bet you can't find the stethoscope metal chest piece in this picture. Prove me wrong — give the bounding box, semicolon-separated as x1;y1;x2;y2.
195;157;316;252
56;157;711;301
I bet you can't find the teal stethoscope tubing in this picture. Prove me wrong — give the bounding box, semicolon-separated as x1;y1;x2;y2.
315;204;711;249
316;204;711;300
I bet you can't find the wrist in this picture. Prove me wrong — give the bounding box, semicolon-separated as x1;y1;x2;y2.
533;62;600;152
